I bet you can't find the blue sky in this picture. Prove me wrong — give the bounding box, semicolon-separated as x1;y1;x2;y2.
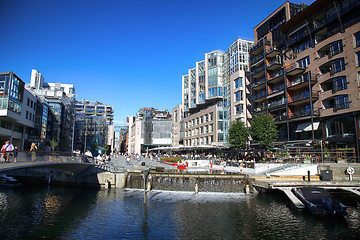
0;0;314;123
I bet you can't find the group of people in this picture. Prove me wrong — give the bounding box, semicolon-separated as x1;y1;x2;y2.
1;140;38;163
1;140;18;163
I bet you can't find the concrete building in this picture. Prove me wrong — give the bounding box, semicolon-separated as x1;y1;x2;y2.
127;107;172;155
250;0;360;159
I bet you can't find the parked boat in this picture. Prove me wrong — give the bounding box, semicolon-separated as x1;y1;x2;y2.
293;187;347;216
0;174;21;188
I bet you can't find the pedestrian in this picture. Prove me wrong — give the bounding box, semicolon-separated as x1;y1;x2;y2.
29;142;37;162
13;146;19;163
1;140;14;163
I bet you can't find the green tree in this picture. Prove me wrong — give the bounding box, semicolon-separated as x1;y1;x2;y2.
228;120;250;149
250;114;278;150
50;139;59;151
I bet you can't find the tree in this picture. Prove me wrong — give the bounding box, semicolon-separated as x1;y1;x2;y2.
228;120;250;149
50;139;59;151
250;114;278;150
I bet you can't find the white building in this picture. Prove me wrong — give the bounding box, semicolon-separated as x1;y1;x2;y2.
127;107;172;155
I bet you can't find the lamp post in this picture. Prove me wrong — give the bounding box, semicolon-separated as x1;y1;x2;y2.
320;140;323;164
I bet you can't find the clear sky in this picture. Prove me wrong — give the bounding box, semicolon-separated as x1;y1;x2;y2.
0;0;314;124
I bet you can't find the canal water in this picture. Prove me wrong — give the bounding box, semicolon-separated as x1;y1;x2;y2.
1;186;360;239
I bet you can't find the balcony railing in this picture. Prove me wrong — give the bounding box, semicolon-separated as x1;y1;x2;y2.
266;58;282;68
252;77;266;88
270;84;285;93
269;69;284;80
250;52;264;65
268;98;285;108
251;65;266;76
253;91;267;100
285;62;305;74
249;39;271;53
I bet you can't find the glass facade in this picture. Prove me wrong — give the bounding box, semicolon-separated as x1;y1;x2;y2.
0;72;24;114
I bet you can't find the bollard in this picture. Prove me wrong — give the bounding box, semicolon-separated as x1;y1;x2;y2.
308;170;311;182
147;181;151;191
195;183;199;194
245;184;250;195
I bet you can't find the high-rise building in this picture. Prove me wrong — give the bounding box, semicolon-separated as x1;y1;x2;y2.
180;39;253;147
28;69;76;151
250;0;360;159
74;100;114;152
127;107;172;155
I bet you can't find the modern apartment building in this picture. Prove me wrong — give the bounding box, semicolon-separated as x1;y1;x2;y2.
75;99;114;125
250;0;360;157
250;2;304;147
0;72;35;150
74;100;114;152
181;39;253;147
127;107;172;155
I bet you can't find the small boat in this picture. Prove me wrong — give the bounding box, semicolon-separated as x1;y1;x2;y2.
293;187;347;216
0;174;22;188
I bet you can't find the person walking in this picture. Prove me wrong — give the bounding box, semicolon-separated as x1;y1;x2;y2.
1;140;14;163
13;146;19;163
29;142;38;162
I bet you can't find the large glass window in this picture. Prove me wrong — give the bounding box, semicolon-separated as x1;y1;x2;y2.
297;56;310;69
325;117;354;137
235;104;243;115
331;58;345;75
329;40;343;57
334;95;349;111
234;77;243;89
235;91;243;102
333;76;347;93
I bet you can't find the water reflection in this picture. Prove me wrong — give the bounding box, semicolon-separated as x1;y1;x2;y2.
0;187;359;239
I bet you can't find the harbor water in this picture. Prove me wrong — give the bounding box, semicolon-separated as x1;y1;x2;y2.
1;186;360;239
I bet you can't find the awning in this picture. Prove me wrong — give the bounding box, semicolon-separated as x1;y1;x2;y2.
296;122;320;133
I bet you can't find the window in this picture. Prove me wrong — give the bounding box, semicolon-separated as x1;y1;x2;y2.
235;91;243;102
297;56;310;69
333;76;347;93
329;40;343;57
331;58;345;75
235;104;243;115
358;72;360;86
356;52;360;67
27;98;30;106
325;117;354;138
26;111;29;119
354;31;360;48
334;95;349;111
234;77;243;89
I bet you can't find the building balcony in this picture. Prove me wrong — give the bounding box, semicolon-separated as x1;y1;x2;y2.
250;53;265;66
285;62;305;76
288;91;319;106
252;91;267;102
268;69;284;83
273;113;288;122
251;65;266;78
249;39;271;55
254;105;267;114
266;58;282;71
252;77;266;90
287;72;317;91
265;47;281;58
268;98;286;109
